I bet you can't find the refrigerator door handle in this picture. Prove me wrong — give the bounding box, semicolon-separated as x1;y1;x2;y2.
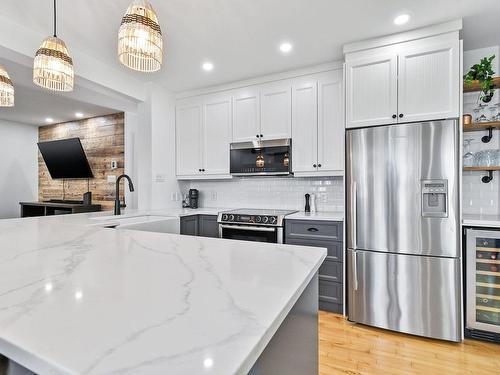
351;181;357;250
352;250;358;291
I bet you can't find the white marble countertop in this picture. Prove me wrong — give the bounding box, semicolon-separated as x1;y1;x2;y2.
285;211;344;222
463;214;500;229
0;211;326;375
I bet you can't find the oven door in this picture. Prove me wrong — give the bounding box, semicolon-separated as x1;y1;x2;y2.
219;224;282;243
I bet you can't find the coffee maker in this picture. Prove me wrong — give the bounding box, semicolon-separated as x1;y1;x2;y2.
188;189;199;209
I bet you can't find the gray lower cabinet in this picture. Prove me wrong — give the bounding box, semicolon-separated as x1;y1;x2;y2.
180;215;219;238
198;215;219;238
285;219;343;314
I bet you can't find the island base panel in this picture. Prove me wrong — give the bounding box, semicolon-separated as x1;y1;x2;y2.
249;273;318;375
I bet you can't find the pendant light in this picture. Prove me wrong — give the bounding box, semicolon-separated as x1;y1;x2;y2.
0;65;14;107
33;0;74;92
118;0;163;72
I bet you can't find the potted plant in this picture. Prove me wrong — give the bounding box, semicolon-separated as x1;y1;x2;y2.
464;55;496;103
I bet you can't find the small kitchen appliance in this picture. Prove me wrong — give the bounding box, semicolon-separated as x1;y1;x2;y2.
188;189;199;209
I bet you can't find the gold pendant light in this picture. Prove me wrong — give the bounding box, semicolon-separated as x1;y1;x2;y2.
0;65;14;107
33;0;74;92
118;0;163;72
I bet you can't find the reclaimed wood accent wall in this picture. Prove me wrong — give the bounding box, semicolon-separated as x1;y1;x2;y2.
38;113;125;209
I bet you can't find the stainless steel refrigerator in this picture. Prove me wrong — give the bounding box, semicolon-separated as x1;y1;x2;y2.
346;120;462;342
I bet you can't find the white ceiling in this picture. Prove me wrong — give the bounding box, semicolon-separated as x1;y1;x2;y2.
2;0;500;93
0;58;118;126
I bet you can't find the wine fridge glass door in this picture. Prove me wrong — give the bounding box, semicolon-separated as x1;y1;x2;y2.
466;229;500;334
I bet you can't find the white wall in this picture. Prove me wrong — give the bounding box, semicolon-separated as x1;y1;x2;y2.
0;120;38;218
463;46;500;215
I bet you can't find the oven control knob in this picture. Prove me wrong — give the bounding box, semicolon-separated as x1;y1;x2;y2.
229;214;235;221
262;216;269;224
255;216;262;223
269;216;277;224
221;214;228;221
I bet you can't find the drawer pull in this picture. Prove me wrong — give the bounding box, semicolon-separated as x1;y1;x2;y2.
307;227;319;232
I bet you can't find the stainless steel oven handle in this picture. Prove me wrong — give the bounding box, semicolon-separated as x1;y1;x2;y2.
219;224;276;232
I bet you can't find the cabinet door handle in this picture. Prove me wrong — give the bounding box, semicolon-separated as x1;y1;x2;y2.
399;113;404;118
392;114;397;119
260;134;263;138
307;227;319;232
256;134;260;138
313;164;317;168
318;164;322;168
198;169;201;172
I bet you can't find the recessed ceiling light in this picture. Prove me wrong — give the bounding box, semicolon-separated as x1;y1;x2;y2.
75;112;84;118
394;14;410;25
45;117;54;123
202;62;214;72
279;42;293;54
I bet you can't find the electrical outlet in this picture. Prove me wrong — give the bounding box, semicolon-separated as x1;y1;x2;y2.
171;192;177;201
211;191;217;201
111;160;118;170
107;175;116;183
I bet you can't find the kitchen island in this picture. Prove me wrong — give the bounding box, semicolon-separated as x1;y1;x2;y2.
0;212;326;375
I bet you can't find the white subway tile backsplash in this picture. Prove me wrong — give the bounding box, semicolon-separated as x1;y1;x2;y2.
180;176;344;212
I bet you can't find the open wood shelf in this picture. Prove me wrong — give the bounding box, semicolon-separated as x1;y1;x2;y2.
463;121;500;132
464;76;500;93
464;166;500;171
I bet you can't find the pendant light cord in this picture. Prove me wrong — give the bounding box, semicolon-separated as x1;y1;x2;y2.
53;0;57;37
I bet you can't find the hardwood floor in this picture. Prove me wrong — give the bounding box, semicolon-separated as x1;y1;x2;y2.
319;312;500;375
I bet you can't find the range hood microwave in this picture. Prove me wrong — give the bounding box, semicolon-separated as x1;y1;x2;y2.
230;139;292;176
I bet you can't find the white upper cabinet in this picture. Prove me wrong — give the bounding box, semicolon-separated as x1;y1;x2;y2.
232;89;260;142
292;81;318;173
176;99;203;176
397;36;459;123
260;84;292;140
346;51;398;128
345;32;460;129
317;72;344;173
203;94;232;176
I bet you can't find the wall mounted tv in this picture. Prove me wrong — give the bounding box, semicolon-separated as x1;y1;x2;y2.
37;138;94;179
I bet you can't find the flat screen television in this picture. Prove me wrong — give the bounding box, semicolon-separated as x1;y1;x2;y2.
37;138;94;179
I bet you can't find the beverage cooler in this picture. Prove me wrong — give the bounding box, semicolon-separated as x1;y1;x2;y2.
465;228;500;343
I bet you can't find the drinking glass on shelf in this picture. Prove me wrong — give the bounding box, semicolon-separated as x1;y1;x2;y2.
489;105;497;121
463;139;475;167
474;149;497;167
474;103;488;123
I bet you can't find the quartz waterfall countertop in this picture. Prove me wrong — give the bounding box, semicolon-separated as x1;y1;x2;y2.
462;214;500;229
0;212;326;375
285;211;344;221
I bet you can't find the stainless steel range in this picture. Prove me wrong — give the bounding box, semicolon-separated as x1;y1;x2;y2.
218;208;297;244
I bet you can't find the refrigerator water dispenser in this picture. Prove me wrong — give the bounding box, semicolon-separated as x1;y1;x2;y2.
421;180;448;218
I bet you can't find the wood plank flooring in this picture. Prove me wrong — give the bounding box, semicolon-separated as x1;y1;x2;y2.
319;311;500;375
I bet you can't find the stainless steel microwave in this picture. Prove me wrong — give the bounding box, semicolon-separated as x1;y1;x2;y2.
230;139;292;176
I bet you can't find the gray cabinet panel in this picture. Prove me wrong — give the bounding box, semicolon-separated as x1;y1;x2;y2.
198;215;219;238
319;260;342;282
180;215;199;236
284;237;342;262
284;219;344;314
319;279;342;304
285;220;342;241
180;215;219;238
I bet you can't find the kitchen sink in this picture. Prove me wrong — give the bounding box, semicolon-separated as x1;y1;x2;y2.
90;214;180;234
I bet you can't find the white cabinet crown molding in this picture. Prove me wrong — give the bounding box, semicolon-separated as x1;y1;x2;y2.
175;61;343;100
342;19;462;55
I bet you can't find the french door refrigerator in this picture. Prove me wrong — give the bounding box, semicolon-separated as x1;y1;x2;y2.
346;120;462;342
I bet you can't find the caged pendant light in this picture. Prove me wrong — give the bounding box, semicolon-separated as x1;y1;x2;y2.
118;0;163;72
0;65;14;107
33;0;74;92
